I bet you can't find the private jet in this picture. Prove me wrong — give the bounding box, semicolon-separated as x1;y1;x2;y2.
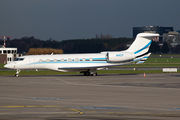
4;33;159;77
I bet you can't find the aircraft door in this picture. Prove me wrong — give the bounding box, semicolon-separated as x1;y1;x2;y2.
29;57;35;69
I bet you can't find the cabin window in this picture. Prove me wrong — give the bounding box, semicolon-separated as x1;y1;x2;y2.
68;58;72;62
46;59;50;62
10;58;11;61
39;59;43;62
8;50;11;54
75;58;79;62
0;50;1;54
3;50;6;54
61;58;64;62
90;58;93;61
54;59;57;62
82;58;86;61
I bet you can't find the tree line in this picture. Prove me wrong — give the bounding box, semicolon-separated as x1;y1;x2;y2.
0;36;133;54
0;36;180;54
26;48;63;55
149;41;180;54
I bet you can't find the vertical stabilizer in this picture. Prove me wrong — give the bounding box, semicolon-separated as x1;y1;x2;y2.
127;33;159;56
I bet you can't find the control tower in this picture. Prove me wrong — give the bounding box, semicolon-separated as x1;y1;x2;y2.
0;36;21;64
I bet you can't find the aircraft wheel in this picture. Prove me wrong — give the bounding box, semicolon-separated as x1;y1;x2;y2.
94;73;97;76
92;73;97;76
84;71;90;76
86;72;90;76
15;74;19;77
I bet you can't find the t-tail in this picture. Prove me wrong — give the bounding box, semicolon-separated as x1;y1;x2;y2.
126;33;159;64
127;33;159;57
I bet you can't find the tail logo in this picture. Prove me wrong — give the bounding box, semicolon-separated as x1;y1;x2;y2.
134;40;152;54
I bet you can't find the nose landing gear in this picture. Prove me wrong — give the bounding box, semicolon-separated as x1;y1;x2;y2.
15;69;21;77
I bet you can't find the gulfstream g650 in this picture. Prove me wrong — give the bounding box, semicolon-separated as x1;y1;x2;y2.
4;33;159;77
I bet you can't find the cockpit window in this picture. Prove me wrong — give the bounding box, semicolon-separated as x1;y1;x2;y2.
14;58;25;61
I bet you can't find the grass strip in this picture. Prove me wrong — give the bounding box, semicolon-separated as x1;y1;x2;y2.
0;70;180;76
0;64;5;68
0;70;77;76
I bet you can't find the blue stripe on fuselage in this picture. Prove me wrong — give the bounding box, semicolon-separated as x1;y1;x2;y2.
28;57;107;65
32;61;107;65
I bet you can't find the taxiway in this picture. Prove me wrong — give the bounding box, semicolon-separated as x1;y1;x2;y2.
0;73;180;120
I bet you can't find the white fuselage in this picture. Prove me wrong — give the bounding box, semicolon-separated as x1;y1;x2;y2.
4;51;135;72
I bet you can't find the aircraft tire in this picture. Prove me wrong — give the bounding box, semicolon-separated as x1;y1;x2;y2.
84;71;90;76
93;73;97;76
15;74;19;77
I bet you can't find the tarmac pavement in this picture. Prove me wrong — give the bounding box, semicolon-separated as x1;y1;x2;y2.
0;73;180;120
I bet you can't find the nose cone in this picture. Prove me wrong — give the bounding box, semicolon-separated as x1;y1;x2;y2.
4;64;8;68
4;64;9;68
4;63;13;69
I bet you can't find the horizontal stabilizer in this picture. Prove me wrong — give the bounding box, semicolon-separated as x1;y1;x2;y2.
135;53;151;64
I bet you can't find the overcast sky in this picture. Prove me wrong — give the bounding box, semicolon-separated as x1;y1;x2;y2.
0;0;180;40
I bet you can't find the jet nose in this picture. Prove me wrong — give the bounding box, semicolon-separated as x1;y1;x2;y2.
4;64;9;68
4;63;13;69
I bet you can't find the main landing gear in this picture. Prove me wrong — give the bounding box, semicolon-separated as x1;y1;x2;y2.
15;69;21;77
82;71;97;76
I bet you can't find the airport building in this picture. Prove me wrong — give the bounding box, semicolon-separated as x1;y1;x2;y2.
163;31;180;47
133;26;173;42
0;38;22;64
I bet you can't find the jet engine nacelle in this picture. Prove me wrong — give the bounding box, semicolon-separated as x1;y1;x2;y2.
107;52;135;62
